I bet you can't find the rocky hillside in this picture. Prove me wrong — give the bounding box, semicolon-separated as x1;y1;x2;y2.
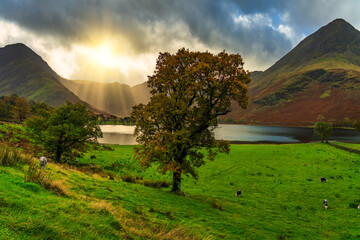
225;19;360;126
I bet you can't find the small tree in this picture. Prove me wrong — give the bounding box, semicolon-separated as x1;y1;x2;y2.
13;97;30;122
354;120;360;131
25;101;102;162
314;121;333;143
0;100;12;120
131;48;251;195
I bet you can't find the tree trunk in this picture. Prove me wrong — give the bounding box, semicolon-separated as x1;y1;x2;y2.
55;147;62;163
171;171;185;196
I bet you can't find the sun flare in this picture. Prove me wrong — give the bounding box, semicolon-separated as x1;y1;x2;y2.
91;43;117;68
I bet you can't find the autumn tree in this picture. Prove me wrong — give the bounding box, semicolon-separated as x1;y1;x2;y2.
314;121;333;143
13;97;30;122
25;101;102;162
131;48;251;195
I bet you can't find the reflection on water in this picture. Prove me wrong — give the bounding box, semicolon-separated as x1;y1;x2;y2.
99;125;360;145
98;125;137;145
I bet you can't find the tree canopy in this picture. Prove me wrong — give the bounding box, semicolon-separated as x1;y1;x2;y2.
314;121;333;143
0;95;31;121
131;48;251;195
25;101;102;162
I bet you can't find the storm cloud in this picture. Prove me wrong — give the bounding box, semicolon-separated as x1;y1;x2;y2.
0;0;359;85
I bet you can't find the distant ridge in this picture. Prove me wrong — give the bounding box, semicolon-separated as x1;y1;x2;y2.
225;18;360;126
60;79;150;117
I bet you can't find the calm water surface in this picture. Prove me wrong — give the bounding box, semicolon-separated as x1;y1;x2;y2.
99;124;360;145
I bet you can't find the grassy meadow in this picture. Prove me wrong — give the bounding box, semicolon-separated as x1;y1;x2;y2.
1;139;360;239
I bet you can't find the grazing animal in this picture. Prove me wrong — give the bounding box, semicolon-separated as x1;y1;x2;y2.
320;177;327;182
235;189;241;197
323;199;328;209
39;156;47;169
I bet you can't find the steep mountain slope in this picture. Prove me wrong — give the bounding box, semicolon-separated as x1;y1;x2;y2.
0;43;91;108
227;19;360;126
60;79;150;117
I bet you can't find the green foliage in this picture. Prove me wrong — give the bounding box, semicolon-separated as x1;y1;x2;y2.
13;97;30;122
25;101;102;162
0;95;31;122
314;121;333;142
0;99;12;119
132;48;251;194
30;101;53;115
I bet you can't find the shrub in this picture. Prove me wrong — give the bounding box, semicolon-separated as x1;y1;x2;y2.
143;179;170;188
108;172;117;180
121;175;137;183
349;200;360;209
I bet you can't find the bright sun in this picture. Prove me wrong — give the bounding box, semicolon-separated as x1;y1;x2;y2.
91;43;117;69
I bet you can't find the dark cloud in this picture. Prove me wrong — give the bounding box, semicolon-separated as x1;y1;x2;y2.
0;0;359;74
0;0;293;66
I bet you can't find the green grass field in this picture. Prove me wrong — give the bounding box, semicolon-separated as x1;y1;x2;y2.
1;142;360;239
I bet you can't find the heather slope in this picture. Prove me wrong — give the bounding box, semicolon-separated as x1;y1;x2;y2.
228;19;360;125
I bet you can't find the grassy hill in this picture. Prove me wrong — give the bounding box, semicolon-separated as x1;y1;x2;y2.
0;43;102;111
1;124;359;239
227;19;360;126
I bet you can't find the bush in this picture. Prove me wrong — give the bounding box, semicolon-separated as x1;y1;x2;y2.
121;175;137;183
143;179;170;188
349;200;360;209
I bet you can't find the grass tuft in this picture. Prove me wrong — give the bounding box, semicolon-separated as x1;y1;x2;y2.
211;199;224;211
0;144;31;167
24;161;69;196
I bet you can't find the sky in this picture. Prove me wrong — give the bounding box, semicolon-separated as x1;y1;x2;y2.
0;0;359;86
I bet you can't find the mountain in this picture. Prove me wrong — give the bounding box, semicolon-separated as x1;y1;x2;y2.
0;43;97;109
225;19;360;126
59;79;150;117
0;42;149;116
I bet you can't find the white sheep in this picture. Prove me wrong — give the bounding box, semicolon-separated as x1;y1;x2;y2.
39;156;47;169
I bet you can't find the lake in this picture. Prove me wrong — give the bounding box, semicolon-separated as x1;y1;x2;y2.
98;124;360;145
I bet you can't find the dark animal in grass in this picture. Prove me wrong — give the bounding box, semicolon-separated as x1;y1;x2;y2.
235;189;241;197
320;177;327;182
39;156;47;169
323;199;328;209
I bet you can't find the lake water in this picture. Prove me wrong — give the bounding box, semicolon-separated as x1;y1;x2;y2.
98;124;360;145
